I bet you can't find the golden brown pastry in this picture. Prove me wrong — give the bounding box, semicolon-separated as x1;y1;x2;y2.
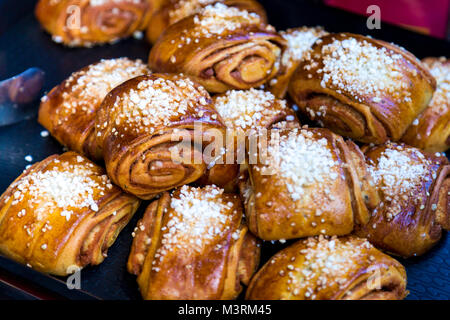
213;88;298;136
197;89;299;190
213;88;299;166
0;152;140;276
266;26;328;98
242;126;376;240
127;185;260;300
95;73;225;199
195;158;241;192
39;58;150;160
402;57;450;152
146;0;267;44
355;142;450;258
288;33;436;144
246;235;408;300
148;3;285;93
35;0;161;47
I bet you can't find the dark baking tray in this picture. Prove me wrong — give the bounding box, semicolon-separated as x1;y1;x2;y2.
0;0;449;300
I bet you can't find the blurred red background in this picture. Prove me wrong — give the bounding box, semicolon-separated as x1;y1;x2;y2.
325;0;449;39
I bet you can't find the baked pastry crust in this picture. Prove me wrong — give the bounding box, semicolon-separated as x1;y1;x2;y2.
95;73;225;199
127;185;260;299
0;152;140;276
355;142;450;257
35;0;161;47
213;88;298;134
246;235;407;300
242;126;375;240
38;58;150;160
145;0;267;44
148;3;285;93
197;89;299;190
402;57;450;152
288;33;436;144
266;26;328;98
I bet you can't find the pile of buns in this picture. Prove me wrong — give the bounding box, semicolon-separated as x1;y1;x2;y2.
0;0;448;300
